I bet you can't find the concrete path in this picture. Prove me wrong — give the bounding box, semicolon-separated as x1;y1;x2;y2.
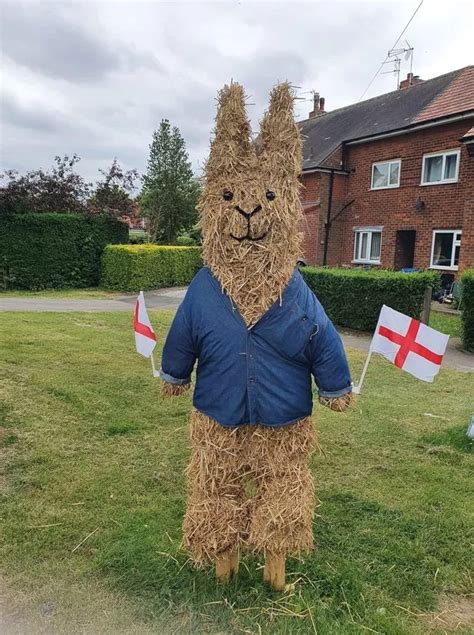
0;288;187;313
1;290;472;372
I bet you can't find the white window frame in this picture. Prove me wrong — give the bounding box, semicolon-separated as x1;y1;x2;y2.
430;229;462;271
421;148;460;185
352;226;383;264
371;159;401;190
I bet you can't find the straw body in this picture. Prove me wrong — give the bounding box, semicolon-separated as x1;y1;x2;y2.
182;410;317;564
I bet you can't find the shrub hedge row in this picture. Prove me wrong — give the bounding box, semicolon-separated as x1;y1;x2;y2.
0;213;128;290
301;267;439;331
101;244;202;290
460;269;474;352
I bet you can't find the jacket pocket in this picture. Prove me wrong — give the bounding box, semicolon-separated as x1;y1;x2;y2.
258;303;318;360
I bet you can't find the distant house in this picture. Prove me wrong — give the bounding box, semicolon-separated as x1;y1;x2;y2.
298;66;474;280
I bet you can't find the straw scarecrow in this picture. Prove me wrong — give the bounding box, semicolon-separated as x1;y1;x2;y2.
160;82;352;590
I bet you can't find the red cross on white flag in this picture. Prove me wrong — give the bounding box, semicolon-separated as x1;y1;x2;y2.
371;305;449;382
134;291;156;359
354;305;449;393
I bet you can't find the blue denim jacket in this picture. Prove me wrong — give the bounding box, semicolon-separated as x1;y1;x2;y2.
160;267;351;428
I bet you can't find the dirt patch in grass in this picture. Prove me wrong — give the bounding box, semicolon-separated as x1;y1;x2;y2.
0;574;177;635
420;594;474;632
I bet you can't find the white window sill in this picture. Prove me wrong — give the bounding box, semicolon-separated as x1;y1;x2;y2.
352;260;381;265
370;184;400;191
420;179;459;186
429;265;459;271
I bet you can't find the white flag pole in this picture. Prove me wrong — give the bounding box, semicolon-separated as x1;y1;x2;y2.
150;351;160;378
352;347;373;394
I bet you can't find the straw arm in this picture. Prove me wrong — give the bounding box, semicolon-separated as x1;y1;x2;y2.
319;392;353;412
161;381;191;398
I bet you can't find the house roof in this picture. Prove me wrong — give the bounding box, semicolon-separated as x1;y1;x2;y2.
300;66;474;171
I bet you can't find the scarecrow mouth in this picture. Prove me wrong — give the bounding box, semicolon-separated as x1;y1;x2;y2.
230;223;272;242
230;231;268;242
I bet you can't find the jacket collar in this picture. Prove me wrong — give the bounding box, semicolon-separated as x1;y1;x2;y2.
204;266;301;329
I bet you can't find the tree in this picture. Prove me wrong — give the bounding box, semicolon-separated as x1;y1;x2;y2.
141;119;199;243
0;155;91;215
88;159;139;217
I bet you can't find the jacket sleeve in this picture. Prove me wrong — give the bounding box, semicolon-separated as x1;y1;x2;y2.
159;301;197;385
309;308;352;399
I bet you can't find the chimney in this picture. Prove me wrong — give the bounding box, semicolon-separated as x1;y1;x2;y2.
309;92;326;118
399;73;423;90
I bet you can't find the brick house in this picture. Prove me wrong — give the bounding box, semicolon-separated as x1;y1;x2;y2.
298;66;474;280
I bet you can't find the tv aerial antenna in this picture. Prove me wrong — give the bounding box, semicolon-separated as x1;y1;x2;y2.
382;40;414;89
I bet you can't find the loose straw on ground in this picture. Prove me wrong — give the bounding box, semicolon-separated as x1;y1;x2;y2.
71;527;100;553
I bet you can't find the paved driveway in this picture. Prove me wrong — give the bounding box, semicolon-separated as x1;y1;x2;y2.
0;288;187;312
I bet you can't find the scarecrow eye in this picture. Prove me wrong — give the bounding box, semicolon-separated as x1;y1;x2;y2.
223;191;234;201
266;191;276;201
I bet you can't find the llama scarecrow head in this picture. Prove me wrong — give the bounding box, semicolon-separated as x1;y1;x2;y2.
199;82;303;324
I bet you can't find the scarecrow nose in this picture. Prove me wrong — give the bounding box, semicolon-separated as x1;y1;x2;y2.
235;205;262;220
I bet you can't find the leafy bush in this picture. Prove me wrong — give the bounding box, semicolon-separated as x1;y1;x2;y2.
0;213;128;290
129;230;148;244
301;267;439;331
101;244;202;290
176;234;196;246
460;269;474;352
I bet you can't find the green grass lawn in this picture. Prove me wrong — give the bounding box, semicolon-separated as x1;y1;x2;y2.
429;310;462;338
1;311;473;634
0;287;122;299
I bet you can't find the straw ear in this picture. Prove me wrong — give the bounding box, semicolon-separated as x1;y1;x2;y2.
258;82;302;178
205;82;254;182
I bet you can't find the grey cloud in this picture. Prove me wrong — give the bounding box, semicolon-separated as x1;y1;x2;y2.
0;0;470;183
1;3;120;82
238;51;309;103
1;93;60;133
120;47;164;74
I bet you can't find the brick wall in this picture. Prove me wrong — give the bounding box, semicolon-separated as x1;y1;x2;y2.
300;119;474;273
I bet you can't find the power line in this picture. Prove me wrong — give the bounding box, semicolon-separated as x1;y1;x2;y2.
358;0;424;102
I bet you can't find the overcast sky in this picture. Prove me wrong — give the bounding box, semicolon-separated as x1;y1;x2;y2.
1;0;472;184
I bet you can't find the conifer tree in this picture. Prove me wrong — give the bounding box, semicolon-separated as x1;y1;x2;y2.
141;120;199;243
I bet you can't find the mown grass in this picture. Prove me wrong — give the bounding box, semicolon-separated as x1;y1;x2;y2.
0;311;473;634
429;310;462;338
0;287;122;299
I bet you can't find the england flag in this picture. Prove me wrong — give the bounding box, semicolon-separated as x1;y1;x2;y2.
133;291;156;358
371;305;449;383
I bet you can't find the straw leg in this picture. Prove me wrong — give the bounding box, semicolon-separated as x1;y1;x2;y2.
182;411;248;569
247;418;316;580
215;548;239;582
264;553;285;591
215;552;232;582
229;548;240;575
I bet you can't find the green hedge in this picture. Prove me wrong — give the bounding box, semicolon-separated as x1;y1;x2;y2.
101;244;202;290
460;269;474;352
301;267;439;331
0;213;128;290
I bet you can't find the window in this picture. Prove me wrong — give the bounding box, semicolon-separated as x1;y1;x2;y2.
353;227;382;264
371;159;401;189
421;149;460;185
430;230;462;270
